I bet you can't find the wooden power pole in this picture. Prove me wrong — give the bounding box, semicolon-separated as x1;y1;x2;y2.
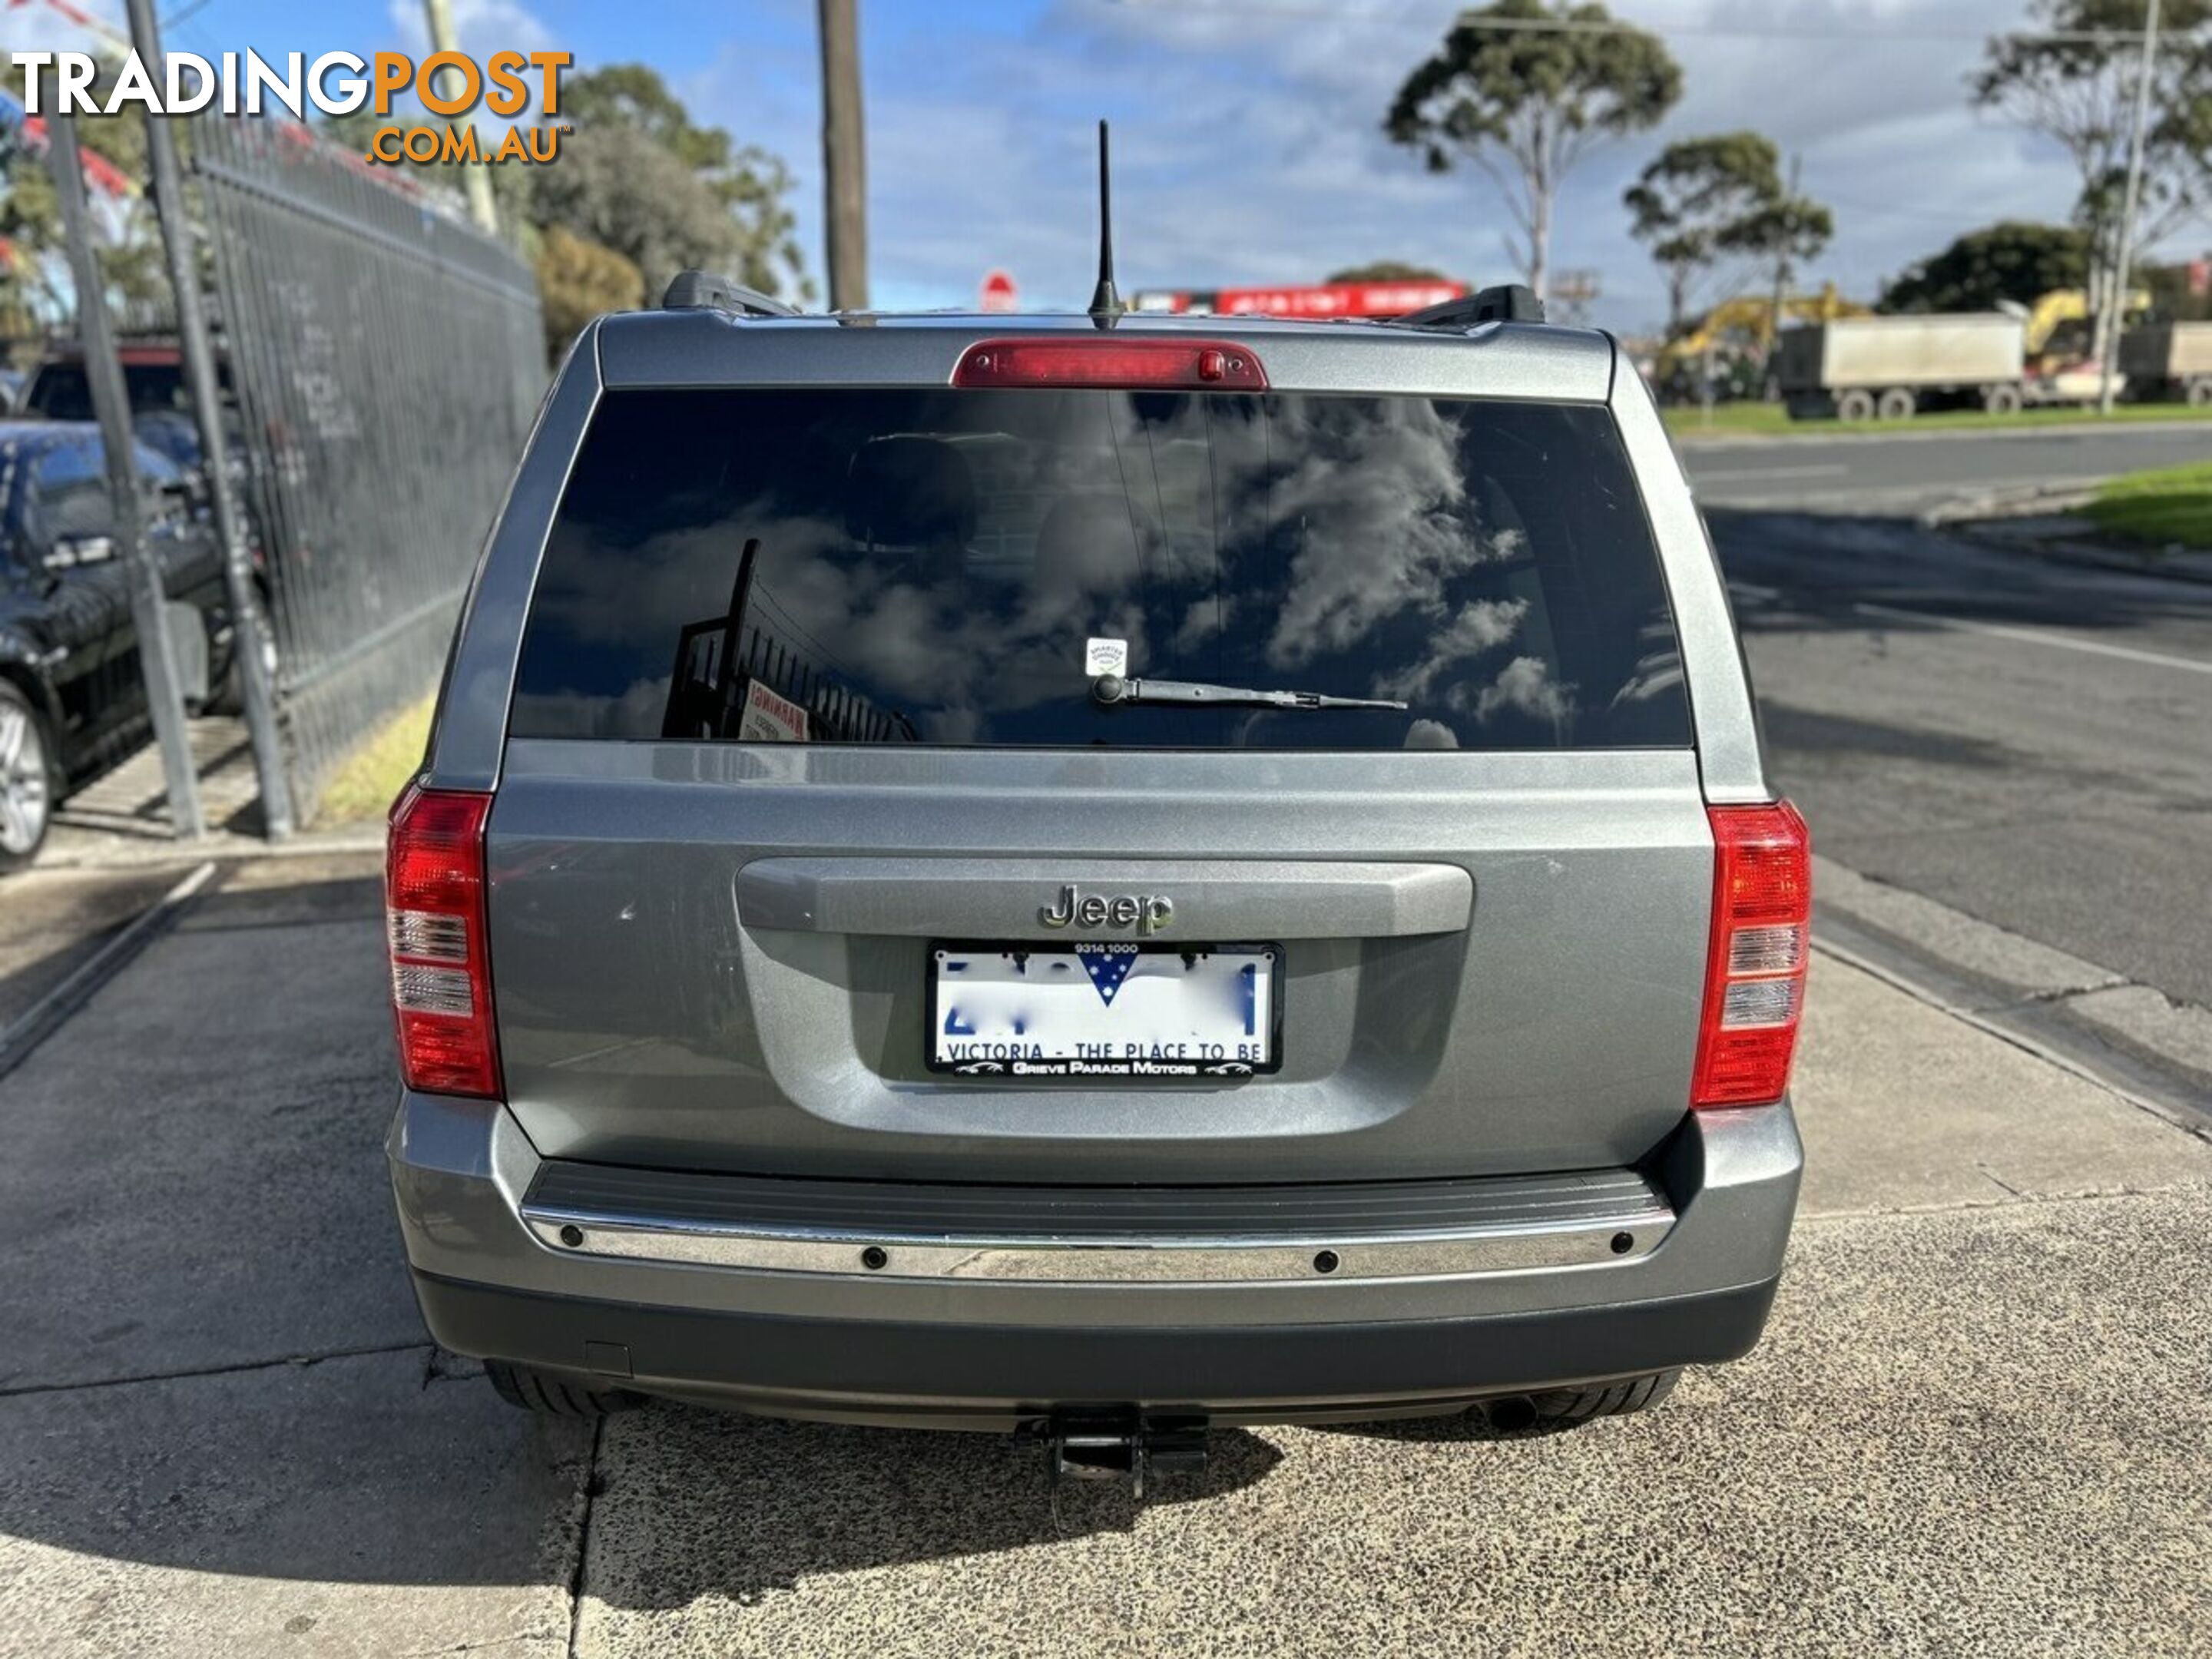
422;0;498;235
2100;0;2161;416
818;0;869;311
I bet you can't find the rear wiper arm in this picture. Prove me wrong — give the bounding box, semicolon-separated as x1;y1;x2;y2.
1090;674;1407;712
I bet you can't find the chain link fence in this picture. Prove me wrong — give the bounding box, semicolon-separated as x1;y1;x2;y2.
194;118;545;818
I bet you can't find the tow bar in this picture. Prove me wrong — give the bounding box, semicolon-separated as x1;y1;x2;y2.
1023;1411;1210;1499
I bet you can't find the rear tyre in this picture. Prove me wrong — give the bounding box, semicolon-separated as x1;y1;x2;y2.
207;598;276;718
1835;388;1876;422
0;682;56;876
1875;386;1917;422
1980;383;2024;416
1522;1369;1681;1427
483;1358;643;1418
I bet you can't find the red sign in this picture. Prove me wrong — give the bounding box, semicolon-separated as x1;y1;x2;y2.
979;269;1018;313
1131;280;1466;320
2190;259;2210;298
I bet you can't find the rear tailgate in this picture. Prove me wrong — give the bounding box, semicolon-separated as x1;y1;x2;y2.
488;747;1709;1181
478;323;1716;1184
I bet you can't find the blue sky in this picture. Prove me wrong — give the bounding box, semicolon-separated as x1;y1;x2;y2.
12;0;2205;329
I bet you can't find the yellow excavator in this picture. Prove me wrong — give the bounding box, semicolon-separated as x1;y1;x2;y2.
2013;286;2152;399
1656;284;1870;377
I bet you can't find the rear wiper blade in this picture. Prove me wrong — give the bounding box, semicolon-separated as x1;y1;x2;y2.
1090;674;1407;712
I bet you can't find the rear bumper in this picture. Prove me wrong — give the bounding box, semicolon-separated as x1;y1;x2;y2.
412;1269;1778;1428
389;1091;1801;1425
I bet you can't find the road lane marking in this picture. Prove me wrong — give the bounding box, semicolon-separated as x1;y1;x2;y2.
1853;601;2212;677
1687;463;1851;484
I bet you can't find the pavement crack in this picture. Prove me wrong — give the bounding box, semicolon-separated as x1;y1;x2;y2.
1801;1182;2201;1225
566;1417;604;1659
0;1339;431;1401
1992;979;2136;1010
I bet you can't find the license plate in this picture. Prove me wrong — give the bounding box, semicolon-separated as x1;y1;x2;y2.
928;942;1282;1079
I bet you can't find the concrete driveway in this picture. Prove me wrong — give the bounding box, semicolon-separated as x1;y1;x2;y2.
2;851;2207;1657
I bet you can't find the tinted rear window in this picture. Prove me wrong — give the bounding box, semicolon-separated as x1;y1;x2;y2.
26;363;191;419
511;387;1689;751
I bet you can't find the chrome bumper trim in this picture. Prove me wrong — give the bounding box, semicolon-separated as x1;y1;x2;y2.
516;1204;1674;1283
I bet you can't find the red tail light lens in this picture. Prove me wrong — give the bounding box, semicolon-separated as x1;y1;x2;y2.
386;784;502;1098
1692;801;1811;1109
952;337;1268;390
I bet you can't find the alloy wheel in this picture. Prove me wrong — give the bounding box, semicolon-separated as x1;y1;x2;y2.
0;701;50;857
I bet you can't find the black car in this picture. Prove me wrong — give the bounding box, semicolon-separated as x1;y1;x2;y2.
18;346;232;472
0;420;237;871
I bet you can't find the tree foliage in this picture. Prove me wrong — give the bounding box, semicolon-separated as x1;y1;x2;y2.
541;65;806;302
2141;253;2212;319
1626;132;1791;335
1385;0;1679;298
534;225;645;361
1323;260;1453;283
0;55;168;333
1878;220;2092;313
1973;2;2212;273
322;62;806;353
1727;194;1835;296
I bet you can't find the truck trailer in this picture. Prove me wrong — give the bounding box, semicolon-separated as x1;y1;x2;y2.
1778;314;2026;421
2118;323;2212;405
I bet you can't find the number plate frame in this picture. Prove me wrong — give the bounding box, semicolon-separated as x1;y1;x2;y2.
926;941;1285;1080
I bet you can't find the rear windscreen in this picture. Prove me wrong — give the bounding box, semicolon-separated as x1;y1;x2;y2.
510;387;1690;751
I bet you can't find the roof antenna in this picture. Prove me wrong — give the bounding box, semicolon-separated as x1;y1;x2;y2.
1088;119;1123;327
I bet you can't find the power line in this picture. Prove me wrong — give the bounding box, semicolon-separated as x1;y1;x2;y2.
1105;0;2177;46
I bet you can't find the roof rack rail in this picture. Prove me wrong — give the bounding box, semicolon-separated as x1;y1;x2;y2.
1392;283;1546;330
662;270;801;318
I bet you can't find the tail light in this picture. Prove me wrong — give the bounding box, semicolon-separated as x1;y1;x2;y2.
386;783;502;1098
1691;801;1811;1109
952;337;1268;389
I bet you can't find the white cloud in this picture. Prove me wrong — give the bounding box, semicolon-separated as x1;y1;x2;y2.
384;0;558;57
690;0;2203;331
5;4;113;52
1470;654;1576;728
1373;597;1530;703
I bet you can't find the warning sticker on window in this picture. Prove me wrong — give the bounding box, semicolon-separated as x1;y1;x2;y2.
736;678;810;743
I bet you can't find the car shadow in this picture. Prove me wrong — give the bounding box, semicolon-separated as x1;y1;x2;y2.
575;1401;1286;1609
0;850;1289;1608
1307;1409;1588;1445
0;1348;1286;1604
1702;506;2212;643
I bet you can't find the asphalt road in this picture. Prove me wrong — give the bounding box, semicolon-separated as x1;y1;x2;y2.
1717;515;2212;1010
1684;425;2212;1056
4;853;2208;1657
1681;419;2210;514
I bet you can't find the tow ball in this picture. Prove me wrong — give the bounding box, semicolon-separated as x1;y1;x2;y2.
1022;1411;1210;1499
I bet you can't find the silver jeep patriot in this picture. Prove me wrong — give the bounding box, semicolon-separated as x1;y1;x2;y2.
386;276;1807;1459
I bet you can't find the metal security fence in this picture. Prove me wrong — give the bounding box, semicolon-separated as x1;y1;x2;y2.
661;538;922;745
194;117;545;816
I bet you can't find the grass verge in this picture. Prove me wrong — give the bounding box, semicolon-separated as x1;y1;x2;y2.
2085;460;2212;551
1664;400;2212;439
313;693;433;827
